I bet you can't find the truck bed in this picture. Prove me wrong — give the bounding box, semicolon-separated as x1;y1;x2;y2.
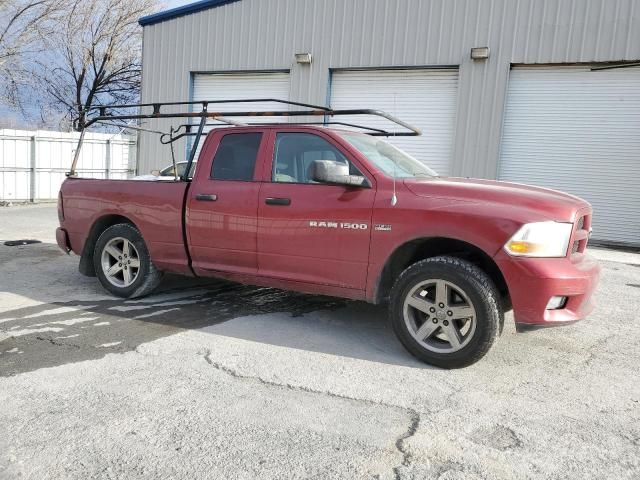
60;178;192;275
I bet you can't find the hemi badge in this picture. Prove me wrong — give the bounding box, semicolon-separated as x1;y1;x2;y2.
374;224;392;232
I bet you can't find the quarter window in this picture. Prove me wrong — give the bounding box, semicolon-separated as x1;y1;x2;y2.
210;133;262;181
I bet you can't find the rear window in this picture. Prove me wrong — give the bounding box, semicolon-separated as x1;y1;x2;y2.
210;133;262;181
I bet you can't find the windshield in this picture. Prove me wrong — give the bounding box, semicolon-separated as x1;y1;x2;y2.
339;132;437;178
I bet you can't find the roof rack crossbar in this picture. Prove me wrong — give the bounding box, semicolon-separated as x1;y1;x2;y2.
245;121;397;135
69;98;421;176
85;98;333;112
158;120;393;144
82;109;336;130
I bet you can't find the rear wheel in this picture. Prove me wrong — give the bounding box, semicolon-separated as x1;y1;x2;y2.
389;256;501;368
93;224;163;298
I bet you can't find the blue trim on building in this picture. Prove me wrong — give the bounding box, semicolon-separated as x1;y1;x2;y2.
139;0;241;26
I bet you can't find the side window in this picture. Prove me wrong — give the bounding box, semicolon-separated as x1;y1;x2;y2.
273;133;361;183
210;133;262;181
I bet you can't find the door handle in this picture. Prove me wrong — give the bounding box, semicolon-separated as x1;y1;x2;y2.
265;197;291;206
195;193;218;202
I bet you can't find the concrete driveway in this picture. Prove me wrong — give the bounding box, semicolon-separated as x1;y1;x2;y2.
1;204;639;479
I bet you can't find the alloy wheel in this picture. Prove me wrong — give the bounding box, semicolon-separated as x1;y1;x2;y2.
402;279;477;353
100;237;141;288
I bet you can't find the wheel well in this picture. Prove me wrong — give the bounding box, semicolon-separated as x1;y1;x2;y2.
376;237;509;307
79;215;137;277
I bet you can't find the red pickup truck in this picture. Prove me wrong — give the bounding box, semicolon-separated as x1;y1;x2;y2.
56;105;600;368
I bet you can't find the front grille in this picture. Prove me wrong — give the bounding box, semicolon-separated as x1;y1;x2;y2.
571;215;590;256
572;240;580;254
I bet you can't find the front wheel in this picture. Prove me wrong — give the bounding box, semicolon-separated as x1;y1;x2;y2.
389;256;501;369
93;223;163;298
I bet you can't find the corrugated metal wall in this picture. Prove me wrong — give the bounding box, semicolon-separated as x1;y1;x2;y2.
330;68;459;175
0;130;136;201
498;66;640;245
139;0;640;177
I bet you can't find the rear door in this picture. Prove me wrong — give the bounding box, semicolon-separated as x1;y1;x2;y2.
257;130;376;291
186;129;267;275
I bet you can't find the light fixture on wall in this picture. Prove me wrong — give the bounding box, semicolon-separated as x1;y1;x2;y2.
470;47;490;60
295;53;312;64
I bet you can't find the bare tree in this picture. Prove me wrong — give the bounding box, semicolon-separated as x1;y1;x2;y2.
0;0;62;112
34;0;157;130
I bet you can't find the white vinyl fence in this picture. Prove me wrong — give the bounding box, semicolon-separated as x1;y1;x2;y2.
0;129;136;201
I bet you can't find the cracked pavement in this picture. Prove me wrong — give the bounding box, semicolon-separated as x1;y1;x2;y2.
1;204;639;479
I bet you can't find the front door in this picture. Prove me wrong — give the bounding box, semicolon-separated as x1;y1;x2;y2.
257;131;375;291
187;130;266;275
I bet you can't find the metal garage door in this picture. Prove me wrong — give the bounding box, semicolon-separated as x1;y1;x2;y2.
190;72;290;159
499;66;640;246
330;69;458;175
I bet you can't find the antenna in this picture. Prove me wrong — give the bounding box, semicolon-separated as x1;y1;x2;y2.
391;93;398;206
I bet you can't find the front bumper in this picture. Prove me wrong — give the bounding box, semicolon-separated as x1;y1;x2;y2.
56;227;71;253
494;251;600;329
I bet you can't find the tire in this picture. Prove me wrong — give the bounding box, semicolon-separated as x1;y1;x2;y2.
389;256;501;369
93;223;163;298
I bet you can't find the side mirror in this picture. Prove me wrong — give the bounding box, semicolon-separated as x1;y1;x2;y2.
150;169;161;176
309;160;370;188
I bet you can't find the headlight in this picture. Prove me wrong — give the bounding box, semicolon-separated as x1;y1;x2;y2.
504;221;573;257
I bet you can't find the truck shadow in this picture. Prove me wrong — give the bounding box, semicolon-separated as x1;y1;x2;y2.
0;244;427;376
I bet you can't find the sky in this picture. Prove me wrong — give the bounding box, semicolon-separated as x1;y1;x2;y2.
165;0;196;8
0;0;201;129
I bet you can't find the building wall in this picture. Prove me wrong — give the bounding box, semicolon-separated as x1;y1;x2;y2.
139;0;640;176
